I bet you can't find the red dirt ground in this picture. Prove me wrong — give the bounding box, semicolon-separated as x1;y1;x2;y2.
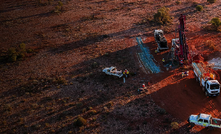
1;0;221;134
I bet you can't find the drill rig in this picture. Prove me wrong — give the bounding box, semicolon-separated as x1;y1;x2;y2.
171;14;191;65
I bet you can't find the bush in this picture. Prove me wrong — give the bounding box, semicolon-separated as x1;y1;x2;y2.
175;1;181;5
9;54;17;62
196;5;203;11
205;40;216;50
74;117;87;126
210;17;221;27
171;122;179;129
58;1;63;6
19;43;26;50
156;108;167;115
154;7;172;24
207;0;216;4
89;110;97;115
54;1;63;13
56;76;67;84
7;47;16;56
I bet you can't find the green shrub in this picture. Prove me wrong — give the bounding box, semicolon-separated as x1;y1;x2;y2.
56;76;67;84
210;17;221;27
171;122;179;129
196;5;203;11
175;1;181;5
58;1;63;6
82;108;87;113
19;43;26;50
7;48;16;56
207;0;216;4
18;53;25;59
156;108;167;115
9;54;17;62
154;7;172;24
27;49;33;53
54;1;63;13
89;110;97;115
74;117;87;126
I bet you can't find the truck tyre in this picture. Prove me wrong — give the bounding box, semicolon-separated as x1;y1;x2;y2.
190;123;195;127
194;74;198;82
202;86;205;92
205;91;208;96
209;126;214;130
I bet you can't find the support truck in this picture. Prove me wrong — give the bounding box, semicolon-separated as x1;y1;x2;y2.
154;30;168;52
188;113;221;129
192;62;220;96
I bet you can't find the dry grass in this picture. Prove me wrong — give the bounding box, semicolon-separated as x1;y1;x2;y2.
205;40;217;50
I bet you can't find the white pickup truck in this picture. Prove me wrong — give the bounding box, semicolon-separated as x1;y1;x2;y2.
188;113;221;129
102;66;123;78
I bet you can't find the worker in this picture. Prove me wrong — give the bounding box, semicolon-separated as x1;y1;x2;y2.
180;60;184;67
138;88;143;94
123;69;129;78
126;69;129;77
142;83;145;88
155;49;158;54
182;72;184;77
162;58;165;64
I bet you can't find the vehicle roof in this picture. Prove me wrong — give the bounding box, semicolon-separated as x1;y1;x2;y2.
199;113;211;120
207;80;219;85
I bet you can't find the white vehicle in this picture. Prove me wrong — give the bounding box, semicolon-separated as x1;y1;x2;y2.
192;62;220;96
102;66;123;78
154;30;168;51
188;113;221;129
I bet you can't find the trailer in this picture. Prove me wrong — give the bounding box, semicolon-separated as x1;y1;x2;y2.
188;113;221;129
154;30;168;52
192;61;220;96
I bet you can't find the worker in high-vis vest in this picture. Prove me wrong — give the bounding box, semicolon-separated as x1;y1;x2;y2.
162;58;165;64
123;69;129;78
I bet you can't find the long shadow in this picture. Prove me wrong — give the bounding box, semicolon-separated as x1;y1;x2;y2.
48;34;111;54
47;26;145;55
0;1;36;14
0;11;52;23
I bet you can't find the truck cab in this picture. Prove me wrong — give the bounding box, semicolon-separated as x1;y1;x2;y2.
203;79;220;96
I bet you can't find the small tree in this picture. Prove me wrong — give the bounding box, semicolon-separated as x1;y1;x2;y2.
154;7;172;24
74;117;87;127
171;122;179;129
210;17;221;29
207;0;216;4
196;5;203;11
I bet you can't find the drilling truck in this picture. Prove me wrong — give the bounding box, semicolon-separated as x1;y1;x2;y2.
192;62;220;96
170;14;191;65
